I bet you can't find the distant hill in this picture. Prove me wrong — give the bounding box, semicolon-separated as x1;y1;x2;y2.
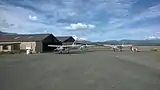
75;40;92;44
1;31;160;46
95;39;160;46
72;39;160;46
0;31;6;35
0;31;17;35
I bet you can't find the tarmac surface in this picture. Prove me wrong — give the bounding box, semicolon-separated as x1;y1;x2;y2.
1;49;160;90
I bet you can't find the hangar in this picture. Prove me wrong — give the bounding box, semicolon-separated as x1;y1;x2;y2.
56;36;75;45
0;34;61;53
0;42;20;53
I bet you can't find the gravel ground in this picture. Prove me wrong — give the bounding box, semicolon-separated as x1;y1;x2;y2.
0;49;160;90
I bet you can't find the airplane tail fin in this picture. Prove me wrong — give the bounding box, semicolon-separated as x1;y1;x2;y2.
122;41;124;46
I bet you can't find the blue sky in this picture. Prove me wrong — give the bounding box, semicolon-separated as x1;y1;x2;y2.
0;0;160;41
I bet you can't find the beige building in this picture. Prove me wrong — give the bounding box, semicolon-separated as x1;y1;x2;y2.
0;42;20;53
0;34;61;53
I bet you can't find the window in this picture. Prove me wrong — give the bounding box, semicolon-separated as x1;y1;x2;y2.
13;44;19;50
3;45;8;50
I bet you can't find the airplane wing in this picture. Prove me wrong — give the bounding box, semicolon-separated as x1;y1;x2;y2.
121;44;133;47
48;45;62;48
103;44;115;48
48;45;81;48
104;44;133;47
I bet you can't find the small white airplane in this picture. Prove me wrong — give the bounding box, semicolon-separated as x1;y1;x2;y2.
104;42;133;48
48;41;95;54
103;42;133;51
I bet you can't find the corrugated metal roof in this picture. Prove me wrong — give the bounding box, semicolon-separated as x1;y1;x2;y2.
0;34;52;42
0;42;20;45
56;36;73;42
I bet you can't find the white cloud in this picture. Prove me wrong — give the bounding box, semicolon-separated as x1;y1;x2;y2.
96;0;136;17
72;35;78;40
100;24;160;40
68;12;77;16
105;3;160;31
43;30;48;33
108;18;123;24
133;4;160;21
0;4;61;34
29;15;37;21
156;32;160;34
104;4;160;31
1;0;160;41
88;24;95;29
78;37;87;41
65;23;95;30
144;36;160;40
72;35;87;41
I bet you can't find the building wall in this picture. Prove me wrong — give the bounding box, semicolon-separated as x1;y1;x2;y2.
0;42;37;53
35;42;43;53
0;44;21;53
20;42;37;53
0;45;3;51
62;42;74;45
0;45;12;52
0;34;60;53
43;34;61;44
62;37;75;45
12;44;20;50
12;44;20;52
43;34;61;52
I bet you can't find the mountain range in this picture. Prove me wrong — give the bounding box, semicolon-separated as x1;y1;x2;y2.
94;39;160;46
0;31;160;45
0;31;6;35
0;31;17;35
